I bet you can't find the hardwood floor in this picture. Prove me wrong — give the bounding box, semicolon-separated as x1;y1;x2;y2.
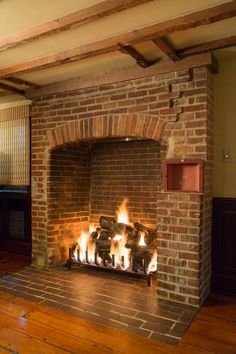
0;291;235;353
0;252;235;353
0;264;198;344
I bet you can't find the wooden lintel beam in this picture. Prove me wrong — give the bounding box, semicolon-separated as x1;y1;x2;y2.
118;43;156;68
177;35;236;58
153;37;179;61
0;1;234;78
6;76;40;88
0;0;153;53
0;82;25;95
27;53;217;98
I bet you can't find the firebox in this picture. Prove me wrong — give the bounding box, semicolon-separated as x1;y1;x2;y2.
48;138;161;269
66;198;158;286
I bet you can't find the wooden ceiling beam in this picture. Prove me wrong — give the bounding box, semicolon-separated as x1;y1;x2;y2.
0;82;25;95
6;76;40;88
0;88;11;96
177;35;236;58
153;37;179;61
0;0;153;52
118;43;158;68
26;53;217;98
0;1;235;77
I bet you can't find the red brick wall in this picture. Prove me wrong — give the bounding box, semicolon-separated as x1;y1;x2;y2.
47;144;91;264
90;140;161;226
31;66;214;306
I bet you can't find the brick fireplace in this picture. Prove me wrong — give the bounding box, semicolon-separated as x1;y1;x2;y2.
31;66;213;307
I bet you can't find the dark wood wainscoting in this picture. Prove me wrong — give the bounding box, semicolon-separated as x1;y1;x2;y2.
212;197;236;295
0;189;31;256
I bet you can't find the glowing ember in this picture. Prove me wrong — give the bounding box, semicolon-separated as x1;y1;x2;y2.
116;198;129;224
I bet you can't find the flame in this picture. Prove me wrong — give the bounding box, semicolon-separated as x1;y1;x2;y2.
116;198;129;224
147;251;158;273
113;234;123;241
89;224;96;234
72;199;157;274
77;231;89;262
75;229;96;263
110;235;130;270
87;240;96;263
109;199;131;269
138;232;146;246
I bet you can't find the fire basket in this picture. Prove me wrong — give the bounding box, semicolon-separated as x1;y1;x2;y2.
66;204;158;286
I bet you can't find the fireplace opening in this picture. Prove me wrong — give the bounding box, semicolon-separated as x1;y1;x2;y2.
66;198;158;285
48;138;161;271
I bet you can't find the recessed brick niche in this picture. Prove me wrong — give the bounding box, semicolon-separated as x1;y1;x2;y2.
31;66;213;307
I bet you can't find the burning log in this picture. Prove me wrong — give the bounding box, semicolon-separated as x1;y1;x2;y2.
95;230;111;261
66;198;158;285
98;216;157;248
99;215;133;238
99;216;117;230
133;222;157;247
90;227;101;241
125;228;139;248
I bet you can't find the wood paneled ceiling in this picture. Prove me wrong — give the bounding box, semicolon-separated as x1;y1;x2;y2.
0;0;235;99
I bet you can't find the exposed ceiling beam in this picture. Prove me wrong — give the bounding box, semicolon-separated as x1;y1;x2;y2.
6;76;40;88
0;89;10;96
0;1;234;78
177;35;236;58
153;37;179;61
118;43;157;68
0;0;153;52
27;53;217;98
0;82;25;95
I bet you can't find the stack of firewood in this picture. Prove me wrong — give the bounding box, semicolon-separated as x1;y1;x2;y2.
90;216;157;267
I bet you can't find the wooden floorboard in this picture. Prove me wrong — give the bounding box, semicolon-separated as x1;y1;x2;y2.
0;252;235;353
0;290;235;353
179;294;236;354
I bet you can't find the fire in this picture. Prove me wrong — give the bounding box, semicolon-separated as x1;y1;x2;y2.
87;239;96;263
77;231;88;262
113;235;123;241
110;234;130;270
89;224;95;234
116;198;129;224
148;251;158;273
75;229;96;263
111;198;131;269
72;198;157;275
138;232;146;246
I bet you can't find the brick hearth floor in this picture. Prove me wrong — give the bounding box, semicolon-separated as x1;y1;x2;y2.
0;265;197;345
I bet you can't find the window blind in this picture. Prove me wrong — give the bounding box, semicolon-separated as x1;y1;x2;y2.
0;104;30;186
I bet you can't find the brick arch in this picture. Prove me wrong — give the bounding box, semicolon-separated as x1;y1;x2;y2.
46;114;166;149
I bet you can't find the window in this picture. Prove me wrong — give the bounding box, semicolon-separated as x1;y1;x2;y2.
0;103;30;186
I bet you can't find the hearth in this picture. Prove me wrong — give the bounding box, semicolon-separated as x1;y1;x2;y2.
66;199;158;286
